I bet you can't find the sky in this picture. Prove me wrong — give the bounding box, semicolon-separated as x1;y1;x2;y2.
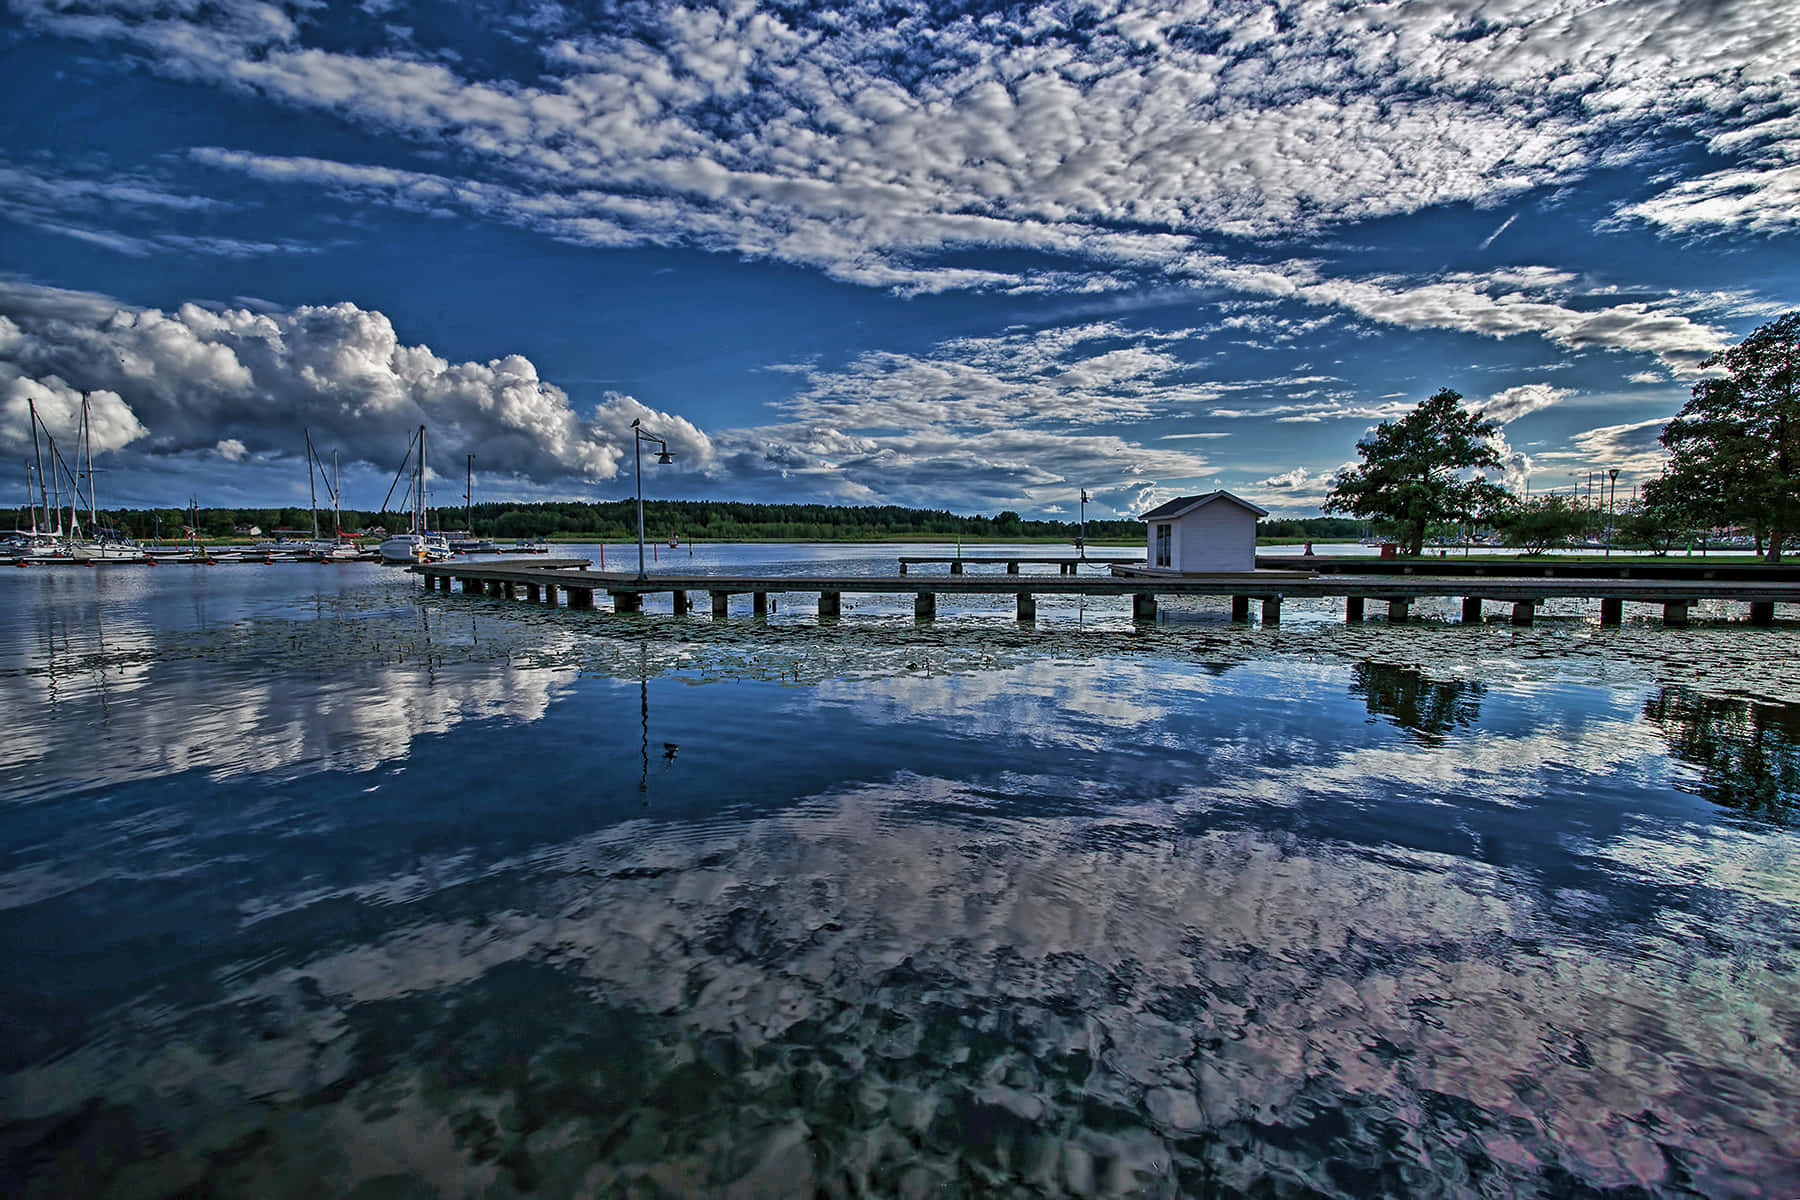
1;0;1796;523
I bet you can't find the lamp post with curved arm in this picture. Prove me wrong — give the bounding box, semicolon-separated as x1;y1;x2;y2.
631;419;673;580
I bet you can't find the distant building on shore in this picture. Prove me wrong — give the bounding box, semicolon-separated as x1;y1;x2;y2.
1139;491;1267;573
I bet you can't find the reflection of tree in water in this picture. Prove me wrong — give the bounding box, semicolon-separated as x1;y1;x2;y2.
1349;662;1487;741
1644;686;1799;824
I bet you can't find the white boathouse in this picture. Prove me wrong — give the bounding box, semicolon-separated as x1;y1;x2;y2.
1139;491;1267;574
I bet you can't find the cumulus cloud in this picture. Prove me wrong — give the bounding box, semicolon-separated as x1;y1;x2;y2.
0;280;710;484
1255;468;1310;489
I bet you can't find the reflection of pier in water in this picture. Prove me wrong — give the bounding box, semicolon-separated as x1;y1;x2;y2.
416;560;1800;627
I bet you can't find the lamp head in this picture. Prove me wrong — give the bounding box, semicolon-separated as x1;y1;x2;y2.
656;450;674;465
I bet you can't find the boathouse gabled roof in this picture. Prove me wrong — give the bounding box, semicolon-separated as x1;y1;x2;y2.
1138;490;1269;522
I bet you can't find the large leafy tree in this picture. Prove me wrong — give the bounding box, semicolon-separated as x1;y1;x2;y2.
1323;388;1508;556
1649;311;1800;562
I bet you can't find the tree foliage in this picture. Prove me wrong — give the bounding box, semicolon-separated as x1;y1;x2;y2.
1322;388;1509;556
1492;495;1589;554
1649;311;1800;562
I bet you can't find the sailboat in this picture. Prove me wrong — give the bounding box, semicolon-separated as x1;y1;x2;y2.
378;425;451;563
52;394;145;563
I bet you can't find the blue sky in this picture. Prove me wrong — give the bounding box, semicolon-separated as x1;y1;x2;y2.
1;0;1796;521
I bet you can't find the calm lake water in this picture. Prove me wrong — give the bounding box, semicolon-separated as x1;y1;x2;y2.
3;543;1798;1197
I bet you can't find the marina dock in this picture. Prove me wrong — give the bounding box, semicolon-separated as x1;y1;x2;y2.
415;560;1800;627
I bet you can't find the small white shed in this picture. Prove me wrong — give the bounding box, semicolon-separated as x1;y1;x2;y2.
1139;491;1267;574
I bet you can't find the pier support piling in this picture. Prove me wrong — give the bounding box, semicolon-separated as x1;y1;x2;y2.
1510;600;1535;626
486;579;505;597
1346;596;1365;623
950;561;963;575
525;582;540;602
1462;596;1483;624
543;584;557;606
752;591;768;616
611;591;641;613
1006;562;1019;575
1663;600;1690;628
1230;595;1251;622
567;587;594;610
1133;592;1157;622
1261;595;1282;625
1600;597;1623;627
671;589;687;614
915;592;936;620
1387;598;1409;623
1749;600;1776;626
1016;593;1036;623
818;591;841;618
711;591;729;618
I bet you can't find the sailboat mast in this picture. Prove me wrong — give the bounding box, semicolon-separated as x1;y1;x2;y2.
28;399;47;536
465;453;473;538
82;393;96;536
416;424;427;535
333;450;342;538
305;428;320;541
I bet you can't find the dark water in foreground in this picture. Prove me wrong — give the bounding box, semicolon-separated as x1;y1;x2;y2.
2;545;1798;1197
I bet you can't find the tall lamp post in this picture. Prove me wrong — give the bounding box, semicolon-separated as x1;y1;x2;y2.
1078;488;1088;560
1606;467;1621;559
631;419;673;579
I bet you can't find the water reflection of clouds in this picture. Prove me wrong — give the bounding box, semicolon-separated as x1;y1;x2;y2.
1;650;580;804
11;777;1792;1195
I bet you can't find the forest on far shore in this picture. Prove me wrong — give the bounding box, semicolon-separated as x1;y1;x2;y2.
72;498;1365;544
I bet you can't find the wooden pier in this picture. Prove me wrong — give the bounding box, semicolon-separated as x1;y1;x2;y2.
414;560;1800;627
897;554;1141;576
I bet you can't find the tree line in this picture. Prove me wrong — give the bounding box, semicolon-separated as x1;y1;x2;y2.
1324;311;1800;561
51;497;1363;544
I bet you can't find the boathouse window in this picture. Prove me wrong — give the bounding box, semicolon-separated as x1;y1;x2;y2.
1155;523;1172;567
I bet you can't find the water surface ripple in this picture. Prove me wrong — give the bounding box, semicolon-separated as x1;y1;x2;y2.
1;547;1797;1197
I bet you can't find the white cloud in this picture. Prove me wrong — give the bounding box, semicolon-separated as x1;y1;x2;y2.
1482;383;1572;424
15;0;1795;294
1256;467;1310;489
215;437;247;461
0;281;710;484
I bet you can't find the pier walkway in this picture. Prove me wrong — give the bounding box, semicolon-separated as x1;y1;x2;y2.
415;560;1800;627
897;554;1140;575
